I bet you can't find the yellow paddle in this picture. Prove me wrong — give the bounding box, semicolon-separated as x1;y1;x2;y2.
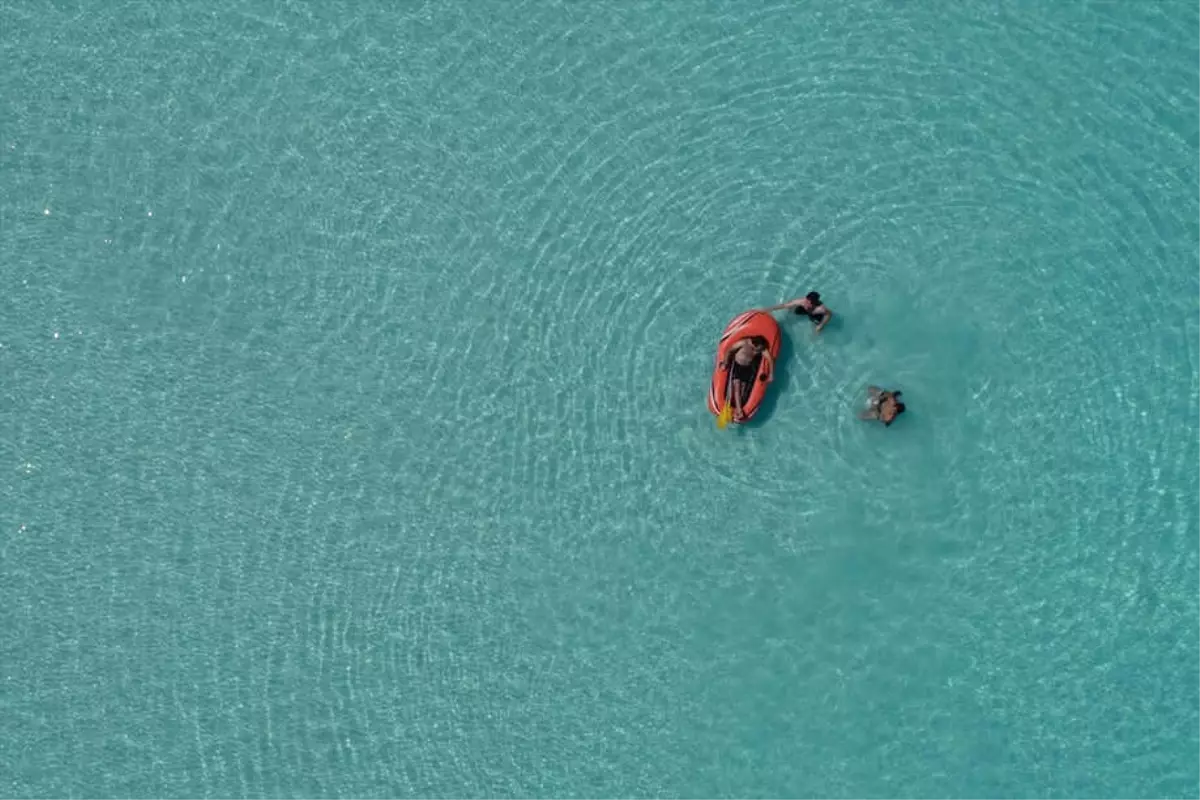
717;401;733;428
716;368;734;428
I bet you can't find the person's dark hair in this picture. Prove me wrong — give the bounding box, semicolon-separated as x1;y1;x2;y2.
805;291;821;304
895;402;906;413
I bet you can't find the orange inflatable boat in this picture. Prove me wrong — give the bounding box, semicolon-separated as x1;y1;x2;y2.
707;310;782;424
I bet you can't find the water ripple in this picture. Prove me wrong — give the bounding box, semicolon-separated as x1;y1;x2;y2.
3;1;1197;798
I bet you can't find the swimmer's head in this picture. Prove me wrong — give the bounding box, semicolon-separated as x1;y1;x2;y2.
805;291;821;305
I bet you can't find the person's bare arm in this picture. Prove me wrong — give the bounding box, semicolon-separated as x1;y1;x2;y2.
814;307;832;332
721;340;742;369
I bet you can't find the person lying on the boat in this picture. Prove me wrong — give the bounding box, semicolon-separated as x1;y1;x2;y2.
723;336;773;419
860;386;906;426
762;291;832;333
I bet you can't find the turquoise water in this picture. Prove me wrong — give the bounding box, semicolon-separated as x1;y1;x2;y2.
2;1;1198;797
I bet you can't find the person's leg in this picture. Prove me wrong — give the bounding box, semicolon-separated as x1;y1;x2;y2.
733;379;748;417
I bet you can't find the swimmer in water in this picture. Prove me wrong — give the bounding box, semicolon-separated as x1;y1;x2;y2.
860;386;906;427
722;336;772;420
762;291;833;333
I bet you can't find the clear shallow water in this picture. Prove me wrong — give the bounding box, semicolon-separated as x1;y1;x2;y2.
2;1;1197;797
